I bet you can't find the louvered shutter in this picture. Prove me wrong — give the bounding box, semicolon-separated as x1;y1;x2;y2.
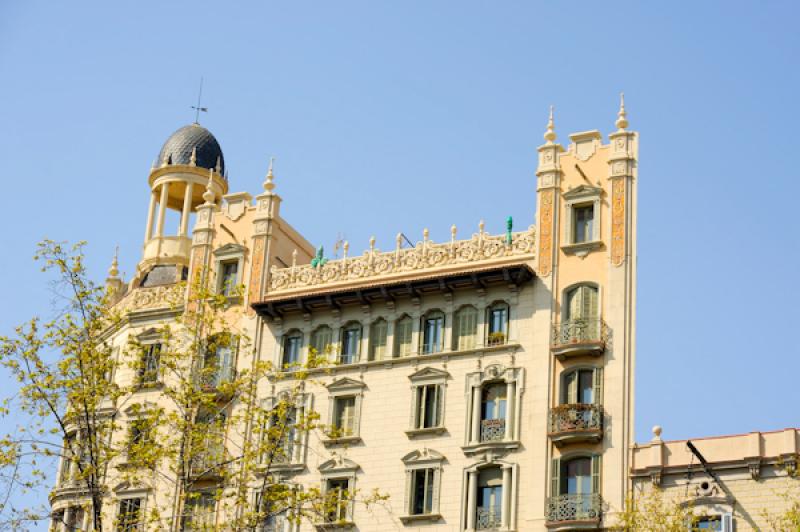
435;385;444;427
568;288;582;321
551;458;561;496
404;469;412;514
350;397;360;436
431;467;441;514
566;371;578;404
593;367;603;406
591;455;601;494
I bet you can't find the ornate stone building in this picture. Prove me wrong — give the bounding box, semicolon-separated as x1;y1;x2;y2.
50;99;639;531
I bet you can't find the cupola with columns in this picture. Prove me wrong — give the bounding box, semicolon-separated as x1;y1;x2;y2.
136;123;228;284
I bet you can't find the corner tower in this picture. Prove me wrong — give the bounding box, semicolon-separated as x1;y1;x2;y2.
535;96;638;527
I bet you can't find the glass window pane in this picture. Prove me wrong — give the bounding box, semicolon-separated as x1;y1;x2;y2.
578;370;593;404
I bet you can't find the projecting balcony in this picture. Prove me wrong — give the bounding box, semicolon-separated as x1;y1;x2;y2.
545;494;602;530
195;364;236;397
550;319;608;359
548;404;603;446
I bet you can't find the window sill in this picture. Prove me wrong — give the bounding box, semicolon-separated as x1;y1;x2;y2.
560;241;603;257
255;462;306;474
321;436;362;447
314;521;355;530
134;381;163;392
405;427;447;438
461;439;520;456
399;513;442;523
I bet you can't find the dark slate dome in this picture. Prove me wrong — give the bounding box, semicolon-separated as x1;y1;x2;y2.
157;123;225;176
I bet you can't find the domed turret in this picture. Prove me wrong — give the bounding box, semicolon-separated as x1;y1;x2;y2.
137;123;229;283
157;123;226;176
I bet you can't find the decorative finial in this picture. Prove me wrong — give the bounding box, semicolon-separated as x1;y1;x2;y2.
506;216;513;245
369;236;376;252
544;105;556;143
263;157;276;193
291;249;298;268
652;425;662;442
189;147;197;166
343;241;349;258
616;92;628;131
479;219;485;234
202;168;215;204
423;228;429;241
451;224;457;240
108;246;119;278
396;233;403;249
215;156;222;174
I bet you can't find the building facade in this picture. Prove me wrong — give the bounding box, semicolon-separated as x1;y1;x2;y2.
50;100;639;531
631;427;800;531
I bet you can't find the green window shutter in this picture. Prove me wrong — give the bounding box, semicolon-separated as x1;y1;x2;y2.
584;286;598;319
593;367;603;405
566;371;578;404
591;454;601;494
551;458;561;496
568;288;582;321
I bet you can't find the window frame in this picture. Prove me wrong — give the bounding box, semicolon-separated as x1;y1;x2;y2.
463;364;524;453
486;302;510;346
116;496;145;532
213;243;247;300
368;318;388;361
562;185;603;256
310;325;333;358
260;392;312;471
339;322;362;364
318;456;359;526
400;449;445;522
421;310;445;355
324;378;365;445
281;330;303;368
394;314;414;357
181;491;218;531
406;367;450;437
453;305;478;351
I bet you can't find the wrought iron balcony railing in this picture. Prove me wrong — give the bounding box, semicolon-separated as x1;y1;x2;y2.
546;493;602;523
480;418;506;442
196;364;236;391
476;506;502;530
552;318;606;345
548;404;603;435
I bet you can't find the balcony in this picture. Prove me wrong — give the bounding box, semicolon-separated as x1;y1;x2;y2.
548;404;603;446
195;364;236;395
545;494;602;530
550;319;607;359
480;418;506;442
476;506;502;530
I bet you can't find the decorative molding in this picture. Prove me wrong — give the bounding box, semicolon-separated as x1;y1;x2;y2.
537;190;555;276
268;228;535;293
611;178;626;266
114;285;183;313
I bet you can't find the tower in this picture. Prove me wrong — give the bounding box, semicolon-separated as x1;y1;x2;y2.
136;123;228;286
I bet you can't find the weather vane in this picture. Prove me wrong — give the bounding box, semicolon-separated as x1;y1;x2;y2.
191;77;208;124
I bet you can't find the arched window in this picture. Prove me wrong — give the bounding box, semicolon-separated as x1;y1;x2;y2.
281;330;302;368
369;318;388;361
310;326;333;357
453;306;478;351
486;302;509;346
564;285;600;343
394;315;413;357
339;322;362;364
421;311;445;355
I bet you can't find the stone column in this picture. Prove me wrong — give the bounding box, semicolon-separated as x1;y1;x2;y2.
471;386;482;443
501;465;512;529
505;380;515;440
466;470;478;531
179;182;194;236
144;190;157;243
155;182;169;238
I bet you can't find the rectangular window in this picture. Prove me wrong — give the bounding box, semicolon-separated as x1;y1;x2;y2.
422;315;444;354
394;318;413;357
117;498;143;531
219;260;239;297
572;205;594;243
181;492;216;531
454;307;478;351
139;344;161;385
325;478;350;523
311;327;333;357
414;384;442;429
694;516;722;531
127;419;149;455
332;396;357;437
411;468;436;515
487;305;508;346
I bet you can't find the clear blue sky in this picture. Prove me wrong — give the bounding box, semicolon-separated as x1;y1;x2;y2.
1;0;798;450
